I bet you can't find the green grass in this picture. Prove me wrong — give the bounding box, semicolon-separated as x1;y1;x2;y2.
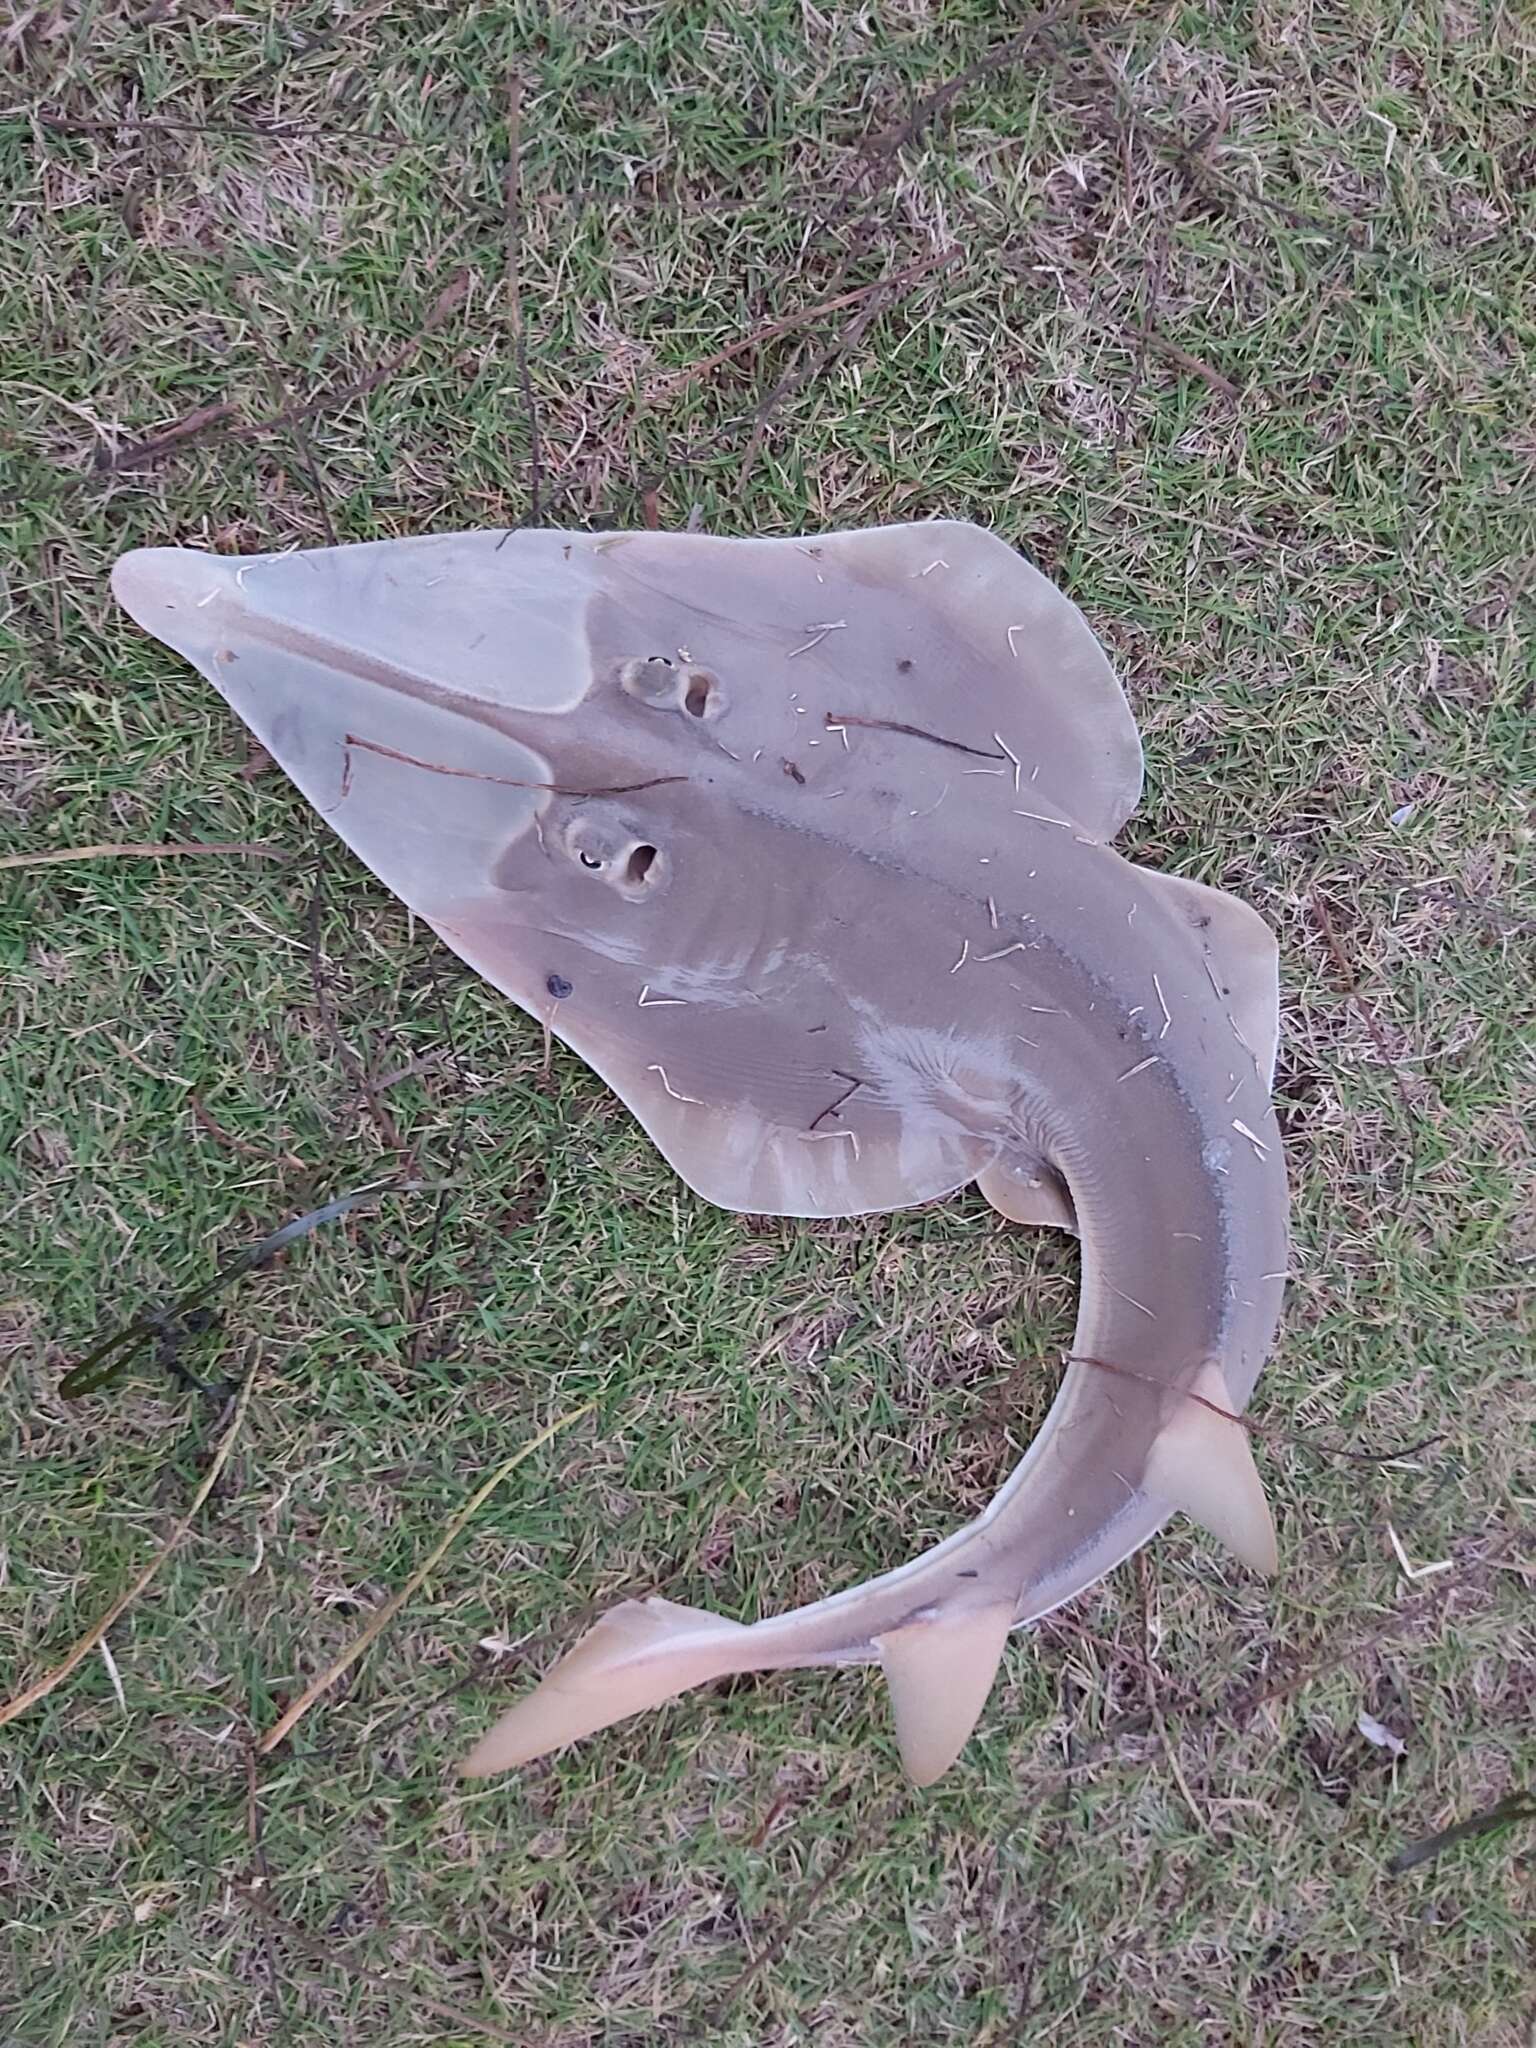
3;3;1534;2041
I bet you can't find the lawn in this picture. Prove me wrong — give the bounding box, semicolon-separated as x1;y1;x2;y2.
3;3;1533;2042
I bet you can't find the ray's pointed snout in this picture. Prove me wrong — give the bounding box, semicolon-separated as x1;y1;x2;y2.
111;547;239;650
113;530;603;716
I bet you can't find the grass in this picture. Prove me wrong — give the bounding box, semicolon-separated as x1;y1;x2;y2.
3;2;1533;2041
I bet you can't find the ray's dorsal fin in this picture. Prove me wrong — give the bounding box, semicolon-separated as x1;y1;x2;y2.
875;1603;1016;1786
1141;1362;1278;1574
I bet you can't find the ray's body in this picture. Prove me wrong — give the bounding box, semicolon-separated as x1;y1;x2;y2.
113;522;1288;1782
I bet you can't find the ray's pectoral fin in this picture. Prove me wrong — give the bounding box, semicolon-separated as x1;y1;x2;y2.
1148;871;1282;1088
975;1157;1078;1236
875;1602;1016;1786
459;1597;749;1778
1140;1363;1278;1575
586;1063;999;1226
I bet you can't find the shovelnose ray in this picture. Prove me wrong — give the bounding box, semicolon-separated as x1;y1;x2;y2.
112;520;1288;1786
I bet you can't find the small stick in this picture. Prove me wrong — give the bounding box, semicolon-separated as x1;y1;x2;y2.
36;110;397;145
502;75;543;527
232;1879;525;2044
1066;1354;1444;1464
1312;889;1420;1171
655;249;959;393
1138;1552;1211;1835
101;271;470;476
1131;326;1238;400
406;977;471;1373
255;1400;594;1754
342;733;682;799
0;840;278;873
709;1799;900;2026
189;1095;308;1172
0;1363;261;1729
824;712;1005;762
306;874;407;1157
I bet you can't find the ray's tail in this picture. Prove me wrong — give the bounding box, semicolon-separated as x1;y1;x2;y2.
459;1127;1286;1787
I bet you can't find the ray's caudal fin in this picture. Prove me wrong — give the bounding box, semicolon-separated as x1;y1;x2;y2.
111;521;1288;1785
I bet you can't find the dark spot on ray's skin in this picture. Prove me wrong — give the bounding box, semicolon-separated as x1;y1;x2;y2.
897;658;914;673
956;1569;979;1579
546;974;573;999
806;1023;828;1034
781;759;806;786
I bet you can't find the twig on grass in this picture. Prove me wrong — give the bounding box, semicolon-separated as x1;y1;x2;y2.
1312;887;1421;1181
0;1362;261;1729
1081;38;1374;257
254;1400;596;1754
305;867;409;1157
406;974;471;1370
656;248;961;395
1013;1675;1080;2023
709;1796;901;2026
58;1178;429;1398
93;270;470;479
1137;1551;1211;1834
32;110;401;146
0;840;278;873
232;1878;527;2044
188;1094;309;1173
1388;1790;1536;1875
1132;325;1238;400
736;7;1072;491
501;75;543;528
1066;1352;1444;1467
101;1779;528;2045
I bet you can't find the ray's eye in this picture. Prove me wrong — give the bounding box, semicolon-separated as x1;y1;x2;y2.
579;851;603;870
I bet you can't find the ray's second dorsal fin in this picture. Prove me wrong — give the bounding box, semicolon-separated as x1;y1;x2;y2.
875;1603;1016;1786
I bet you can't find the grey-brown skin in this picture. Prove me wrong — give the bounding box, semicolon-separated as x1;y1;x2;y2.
111;521;1288;1785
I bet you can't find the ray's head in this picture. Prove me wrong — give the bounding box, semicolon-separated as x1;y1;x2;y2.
110;519;1144;1007
109;535;732;965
